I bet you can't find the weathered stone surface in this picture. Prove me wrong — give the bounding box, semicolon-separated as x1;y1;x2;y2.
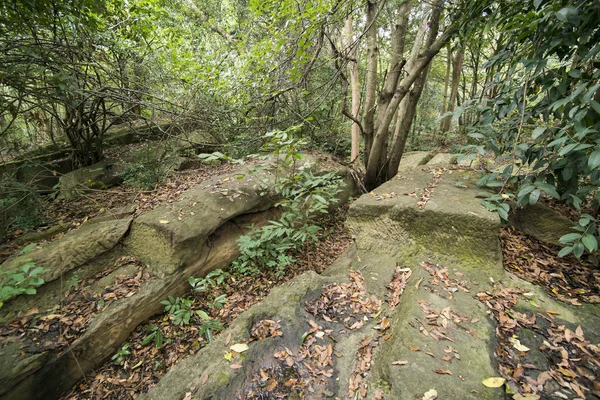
142;168;507;400
0;212;272;400
0;155;356;400
59;161;123;198
86;205;137;225
1;217;132;287
349;168;502;269
125;156;356;276
397;151;434;170
426;153;456;166
127;166;600;400
509;203;575;246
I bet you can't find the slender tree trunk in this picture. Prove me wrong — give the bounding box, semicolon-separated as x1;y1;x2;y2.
439;46;451;130
362;0;379;166
364;0;453;189
371;0;412;169
440;43;464;133
387;16;432;178
389;15;428;154
344;18;361;164
388;66;431;178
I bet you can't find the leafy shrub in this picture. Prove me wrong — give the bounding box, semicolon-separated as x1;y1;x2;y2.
0;243;45;308
160;273;227;342
460;1;600;259
226;126;343;276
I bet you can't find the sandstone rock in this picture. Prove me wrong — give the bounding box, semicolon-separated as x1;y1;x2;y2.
59;161;122;199
509;203;575;246
1;216;133;289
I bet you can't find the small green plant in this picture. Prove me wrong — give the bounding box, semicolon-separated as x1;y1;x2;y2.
189;269;228;293
203;126;343;277
161;296;195;326
141;325;164;348
232;169;341;277
111;343;131;365
199;319;224;343
0;244;45;308
210;294;227;310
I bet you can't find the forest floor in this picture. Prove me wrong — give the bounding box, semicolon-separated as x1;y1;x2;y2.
1;160;599;400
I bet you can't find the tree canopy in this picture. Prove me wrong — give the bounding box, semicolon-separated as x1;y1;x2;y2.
1;0;599;255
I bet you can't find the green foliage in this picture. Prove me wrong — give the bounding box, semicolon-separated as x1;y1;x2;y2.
0;176;44;232
558;214;598;258
0;244;45;308
118;144;175;189
160;296;196;326
141;325;164;348
230;127;342;276
111;343;131;365
160;274;226;342
198;319;224;343
189;269;228;293
463;0;600;258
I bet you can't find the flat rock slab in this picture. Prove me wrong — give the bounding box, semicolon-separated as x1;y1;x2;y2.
349;167;502;268
142;244;503;400
508;203;575;246
397;151;434;170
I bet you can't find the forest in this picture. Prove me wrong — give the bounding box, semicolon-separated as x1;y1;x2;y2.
1;0;599;399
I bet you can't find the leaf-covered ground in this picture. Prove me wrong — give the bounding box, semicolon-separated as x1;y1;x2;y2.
2;160;600;400
59;208;351;400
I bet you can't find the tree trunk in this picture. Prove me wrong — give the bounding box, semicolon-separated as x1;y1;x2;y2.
388;66;431;178
344;18;361;164
364;0;453;189
440;43;464;133
439;46;451;130
362;0;379;166
371;0;412;170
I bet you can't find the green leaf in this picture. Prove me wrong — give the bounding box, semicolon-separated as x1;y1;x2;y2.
582;234;598;253
559;143;578;156
531;127;545;139
588;150;600;170
590;100;600;115
559;233;582;243
529;189;541;205
19;243;38;255
497;207;508;221
196;310;210;320
558;246;573;257
573;242;585;258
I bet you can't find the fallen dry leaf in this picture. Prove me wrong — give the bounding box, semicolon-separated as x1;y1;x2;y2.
433;369;452;375
482;377;505;388
230;343;249;353
392;360;408;365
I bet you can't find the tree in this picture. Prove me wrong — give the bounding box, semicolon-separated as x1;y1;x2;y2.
466;0;600;258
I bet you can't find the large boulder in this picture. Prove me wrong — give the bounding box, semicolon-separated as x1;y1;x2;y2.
124;154;356;276
58;161;122;198
508;203;575;245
